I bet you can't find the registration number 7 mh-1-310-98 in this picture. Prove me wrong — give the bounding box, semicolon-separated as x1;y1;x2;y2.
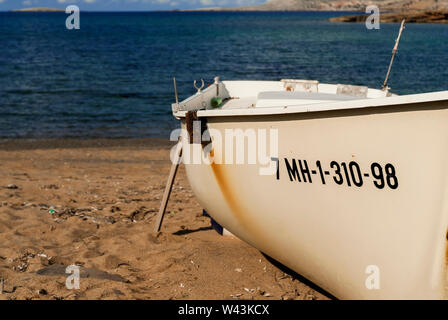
273;158;399;190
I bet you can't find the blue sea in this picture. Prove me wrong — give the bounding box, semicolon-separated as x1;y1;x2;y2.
0;11;447;139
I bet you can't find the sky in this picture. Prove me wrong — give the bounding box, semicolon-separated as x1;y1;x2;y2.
0;0;265;10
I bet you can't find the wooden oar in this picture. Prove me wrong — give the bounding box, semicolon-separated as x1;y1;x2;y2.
153;139;183;233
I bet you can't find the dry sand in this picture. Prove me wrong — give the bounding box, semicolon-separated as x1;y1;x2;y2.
0;139;330;300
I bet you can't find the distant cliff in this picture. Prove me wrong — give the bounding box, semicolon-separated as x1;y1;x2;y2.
199;0;448;11
11;8;65;12
330;10;448;23
253;0;447;11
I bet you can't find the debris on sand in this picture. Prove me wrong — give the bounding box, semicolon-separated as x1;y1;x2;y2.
37;289;48;295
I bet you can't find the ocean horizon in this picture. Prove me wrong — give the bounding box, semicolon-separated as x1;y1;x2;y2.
1;11;447;139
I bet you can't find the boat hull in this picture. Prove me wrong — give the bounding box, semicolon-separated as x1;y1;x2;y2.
181;101;448;299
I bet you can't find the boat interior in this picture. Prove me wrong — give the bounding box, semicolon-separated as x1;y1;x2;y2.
172;79;393;115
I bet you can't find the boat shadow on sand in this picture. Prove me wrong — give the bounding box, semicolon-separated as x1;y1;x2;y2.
262;253;337;300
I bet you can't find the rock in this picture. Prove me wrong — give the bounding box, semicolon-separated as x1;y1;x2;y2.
110;206;121;213
6;184;18;189
37;289;47;295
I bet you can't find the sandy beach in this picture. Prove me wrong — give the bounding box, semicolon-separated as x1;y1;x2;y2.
0;139;330;300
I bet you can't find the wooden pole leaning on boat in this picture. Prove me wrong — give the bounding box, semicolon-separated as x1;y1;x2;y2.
153;140;182;233
153;77;182;233
382;19;406;91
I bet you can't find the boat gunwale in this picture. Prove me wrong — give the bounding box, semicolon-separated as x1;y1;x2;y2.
173;90;448;119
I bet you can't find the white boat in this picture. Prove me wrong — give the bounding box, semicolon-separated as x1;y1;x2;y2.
171;78;448;299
